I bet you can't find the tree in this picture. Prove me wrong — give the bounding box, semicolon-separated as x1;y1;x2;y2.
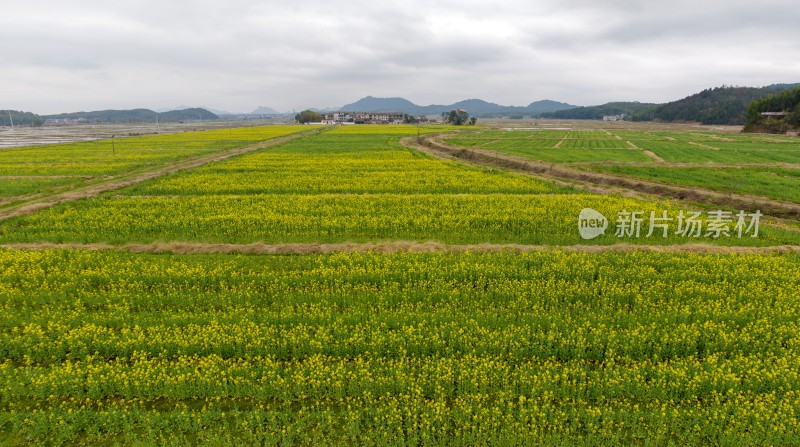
403;113;419;124
469;117;478;126
295;110;322;124
744;87;800;132
788;108;800;127
444;109;470;126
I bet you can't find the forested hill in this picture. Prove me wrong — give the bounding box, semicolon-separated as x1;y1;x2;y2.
540;84;800;125
42;108;218;123
640;84;800;125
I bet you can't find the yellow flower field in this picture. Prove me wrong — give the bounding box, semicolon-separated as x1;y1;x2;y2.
2;124;800;445
0;249;799;445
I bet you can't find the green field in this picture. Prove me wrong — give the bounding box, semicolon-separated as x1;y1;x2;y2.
588;165;800;204
444;136;653;163
2;123;800;446
444;127;800;208
446;129;800;164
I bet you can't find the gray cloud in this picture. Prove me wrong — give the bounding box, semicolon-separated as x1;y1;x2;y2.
1;0;798;114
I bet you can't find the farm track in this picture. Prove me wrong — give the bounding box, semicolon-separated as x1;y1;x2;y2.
0;128;322;221
625;140;665;162
641;150;665;162
404;136;800;220
3;241;800;254
567;161;800;168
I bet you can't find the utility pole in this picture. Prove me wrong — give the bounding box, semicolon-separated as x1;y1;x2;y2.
8;111;18;146
155;112;160;134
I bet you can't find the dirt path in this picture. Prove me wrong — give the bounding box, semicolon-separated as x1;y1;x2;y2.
3;241;799;255
642;150;666;162
625;141;664;162
707;135;735;142
554;134;569;148
405;135;800;220
0;175;92;179
0;129;321;221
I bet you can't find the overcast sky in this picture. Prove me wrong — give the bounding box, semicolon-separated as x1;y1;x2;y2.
2;0;799;114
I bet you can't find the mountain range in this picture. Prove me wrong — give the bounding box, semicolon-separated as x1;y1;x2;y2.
156;105;284;115
337;96;576;117
5;83;800;126
157;105;233;115
41;108;219;124
249;106;282;115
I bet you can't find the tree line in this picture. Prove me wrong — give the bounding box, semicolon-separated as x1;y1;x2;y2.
1;110;44;127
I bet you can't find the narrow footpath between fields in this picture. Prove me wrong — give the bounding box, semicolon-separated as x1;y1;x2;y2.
3;242;799;255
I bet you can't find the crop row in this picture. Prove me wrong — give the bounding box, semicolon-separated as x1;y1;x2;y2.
3;193;791;245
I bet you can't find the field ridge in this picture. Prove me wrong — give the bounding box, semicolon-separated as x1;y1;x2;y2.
4;241;800;254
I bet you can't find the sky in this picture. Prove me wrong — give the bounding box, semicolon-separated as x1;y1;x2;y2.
2;0;799;114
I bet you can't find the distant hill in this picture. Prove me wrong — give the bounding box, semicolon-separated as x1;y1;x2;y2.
158;108;219;121
527;100;578;115
249;106;282;115
541;102;657;120
449;99;509;115
339;97;424;114
159;105;233;115
337;96;576;117
43;108;218;123
1;110;44;127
